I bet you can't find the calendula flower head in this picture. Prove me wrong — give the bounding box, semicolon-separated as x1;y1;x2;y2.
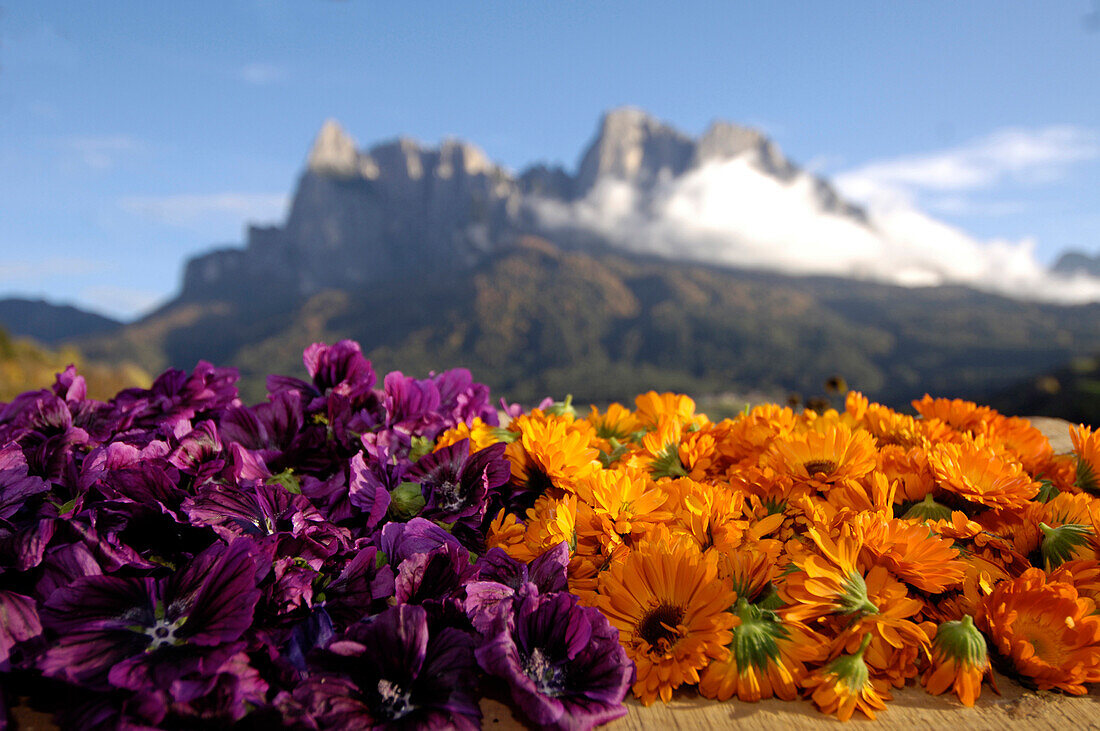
979;415;1055;477
977;568;1100;694
1041;494;1100;570
879;444;937;503
912;395;996;434
575;466;670;552
856;514;966;594
928;435;1039;512
901;493;954;522
524;493;579;557
698;598;824;702
716;403;798;468
434;416;511;453
678;426;722;481
922;615;994;707
829;565;930;687
485;508;531;559
636;417;689;480
633;391;702;431
1071;424;1100;494
719;538;783;603
1040;521;1094;570
594;526;736;705
765;421;877;494
780;528;879;623
505;413;599;511
1049;559;1100;606
803;635;891;721
661;478;771;557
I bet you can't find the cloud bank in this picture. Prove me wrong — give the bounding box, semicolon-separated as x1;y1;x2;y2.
532;127;1100;303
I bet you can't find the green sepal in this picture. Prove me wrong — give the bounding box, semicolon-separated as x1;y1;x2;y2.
409;436;434;462
932;614;986;664
267;468;301;494
1040;521;1092;569
902;493;953;522
388;481;426;521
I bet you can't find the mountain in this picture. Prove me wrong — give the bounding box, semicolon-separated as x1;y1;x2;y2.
1052;251;1100;278
78;236;1100;409
177;108;872;305
0;298;122;344
65;109;1100;415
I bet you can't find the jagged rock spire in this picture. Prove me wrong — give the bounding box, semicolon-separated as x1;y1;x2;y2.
307;119;360;177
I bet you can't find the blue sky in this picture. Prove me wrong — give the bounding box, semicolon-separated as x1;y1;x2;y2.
2;1;1099;320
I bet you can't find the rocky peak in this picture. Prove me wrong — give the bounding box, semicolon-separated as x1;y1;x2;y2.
575;107;695;196
307;119;360;177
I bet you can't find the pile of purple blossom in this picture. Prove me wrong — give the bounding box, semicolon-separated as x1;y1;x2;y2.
0;341;634;730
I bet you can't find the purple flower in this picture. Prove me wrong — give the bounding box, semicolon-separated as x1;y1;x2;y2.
406;439;509;526
432;368;499;428
111;361;240;432
379;517;462;566
39;538;263;691
268;340;377;414
319;544;396;626
167;420;226;486
475;590;634;731
183;482;341;547
347;452;394;531
394;542;479;607
0;590;42;668
466;543;570;633
300;604;480;729
167;652;269;724
0;443;49;521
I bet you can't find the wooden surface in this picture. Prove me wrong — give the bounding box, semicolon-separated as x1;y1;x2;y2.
482;417;1100;729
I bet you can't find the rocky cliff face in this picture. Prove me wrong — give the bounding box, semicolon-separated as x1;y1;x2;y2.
178;109;870;302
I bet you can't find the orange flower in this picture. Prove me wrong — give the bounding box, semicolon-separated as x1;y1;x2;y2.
803;635;891;721
979;414;1054;477
505;413;600;508
633;391;702;430
716;403;798;468
780;528;880;623
1071;424;1100;493
635;417;689;480
660;478;749;555
699;599;825;702
595;527;736;704
765;421;877;493
928;436;1038;511
828;566;930;688
857;514;966;593
912;395;996;434
922;615;995;706
977;568;1100;694
575;466;669;552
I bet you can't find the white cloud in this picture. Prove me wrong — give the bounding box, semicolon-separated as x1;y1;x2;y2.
237;62;287;85
61;135;146;170
835;126;1099;199
119;193;289;227
530;140;1100;304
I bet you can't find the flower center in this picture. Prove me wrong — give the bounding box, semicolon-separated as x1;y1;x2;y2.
142;617;186;651
435;479;464;513
522;647;567;696
375;678;414;720
638;602;685;649
803;459;838;476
